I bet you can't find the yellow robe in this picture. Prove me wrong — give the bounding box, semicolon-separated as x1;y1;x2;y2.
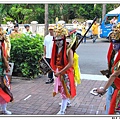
73;52;81;85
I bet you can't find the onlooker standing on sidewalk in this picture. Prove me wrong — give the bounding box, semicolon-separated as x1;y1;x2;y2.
43;25;54;84
81;22;87;43
6;24;13;35
91;21;99;43
9;24;22;39
23;24;32;36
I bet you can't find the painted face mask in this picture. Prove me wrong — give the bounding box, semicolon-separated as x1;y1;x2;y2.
55;40;63;48
113;43;120;51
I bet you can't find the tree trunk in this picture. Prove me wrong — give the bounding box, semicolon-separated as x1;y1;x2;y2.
60;4;63;20
0;7;2;25
102;4;106;21
44;4;49;36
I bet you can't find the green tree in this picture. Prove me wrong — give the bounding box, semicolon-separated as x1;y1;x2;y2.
1;4;120;24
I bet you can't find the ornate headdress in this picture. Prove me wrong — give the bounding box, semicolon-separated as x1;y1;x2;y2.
53;23;77;50
53;23;68;40
110;23;120;43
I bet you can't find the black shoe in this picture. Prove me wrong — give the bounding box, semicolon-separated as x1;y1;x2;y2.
45;78;54;84
93;40;95;43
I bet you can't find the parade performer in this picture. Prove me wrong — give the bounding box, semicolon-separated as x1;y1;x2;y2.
0;27;13;115
100;24;118;114
66;31;81;86
97;23;120;114
50;24;81;115
59;30;81;108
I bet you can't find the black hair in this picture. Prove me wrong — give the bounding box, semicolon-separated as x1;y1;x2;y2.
71;41;77;54
14;23;19;28
24;24;30;28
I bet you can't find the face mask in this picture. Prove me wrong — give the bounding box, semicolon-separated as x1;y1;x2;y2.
113;43;120;51
55;40;63;48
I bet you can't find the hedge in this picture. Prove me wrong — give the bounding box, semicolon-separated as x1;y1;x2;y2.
10;34;44;79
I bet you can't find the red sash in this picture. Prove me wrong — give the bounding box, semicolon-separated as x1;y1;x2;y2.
107;43;113;66
1;42;6;57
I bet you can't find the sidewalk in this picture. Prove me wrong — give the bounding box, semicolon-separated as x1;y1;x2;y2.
1;75;107;115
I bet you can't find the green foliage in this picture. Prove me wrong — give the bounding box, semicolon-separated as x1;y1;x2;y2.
1;4;120;24
10;34;44;79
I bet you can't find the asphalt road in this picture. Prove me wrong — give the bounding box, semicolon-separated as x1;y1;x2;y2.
76;38;110;75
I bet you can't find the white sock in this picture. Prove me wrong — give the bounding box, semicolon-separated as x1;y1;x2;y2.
67;99;71;104
1;103;7;111
60;99;68;112
1;103;12;115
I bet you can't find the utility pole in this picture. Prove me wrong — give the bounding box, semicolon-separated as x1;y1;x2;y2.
44;4;48;36
102;4;106;21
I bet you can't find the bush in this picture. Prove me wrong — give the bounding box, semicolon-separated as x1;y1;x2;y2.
10;34;44;79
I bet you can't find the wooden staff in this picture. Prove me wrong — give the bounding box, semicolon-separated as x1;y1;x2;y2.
75;16;98;49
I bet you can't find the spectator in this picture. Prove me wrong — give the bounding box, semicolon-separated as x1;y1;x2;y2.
91;21;99;43
9;24;22;39
43;25;54;84
6;23;14;35
23;24;32;36
81;22;87;43
72;20;78;29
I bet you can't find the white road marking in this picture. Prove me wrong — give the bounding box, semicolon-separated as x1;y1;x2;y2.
81;74;108;81
24;95;31;100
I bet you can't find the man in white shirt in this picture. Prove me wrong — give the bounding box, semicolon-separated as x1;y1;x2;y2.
43;25;54;84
